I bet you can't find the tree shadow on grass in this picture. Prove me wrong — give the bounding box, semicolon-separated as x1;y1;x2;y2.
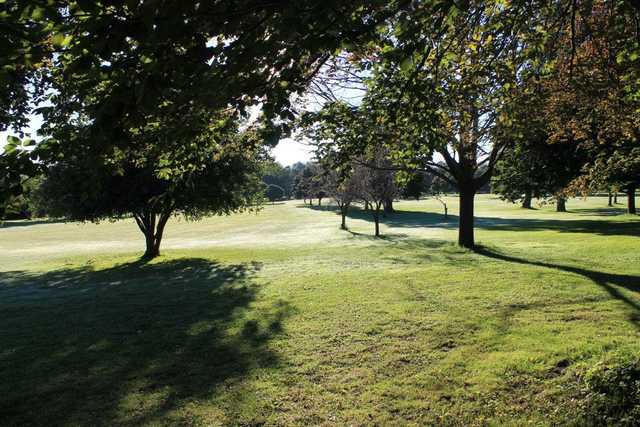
295;203;338;211
0;258;293;425
301;204;454;228
474;216;640;238
570;207;631;216
476;246;640;328
0;218;68;228
345;229;410;241
318;204;640;238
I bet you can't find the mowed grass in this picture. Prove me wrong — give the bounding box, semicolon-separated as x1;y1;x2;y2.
1;195;639;425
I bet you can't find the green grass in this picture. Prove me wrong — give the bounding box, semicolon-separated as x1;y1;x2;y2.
1;195;639;425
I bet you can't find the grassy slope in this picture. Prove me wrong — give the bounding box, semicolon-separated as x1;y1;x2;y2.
0;195;639;426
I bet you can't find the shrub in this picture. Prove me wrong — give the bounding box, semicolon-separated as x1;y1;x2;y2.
580;355;640;425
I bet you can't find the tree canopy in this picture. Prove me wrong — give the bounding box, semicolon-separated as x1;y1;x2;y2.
2;0;639;248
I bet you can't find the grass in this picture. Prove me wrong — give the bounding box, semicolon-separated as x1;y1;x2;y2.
1;194;639;425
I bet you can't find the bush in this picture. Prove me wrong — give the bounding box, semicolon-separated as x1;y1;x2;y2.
580;355;640;425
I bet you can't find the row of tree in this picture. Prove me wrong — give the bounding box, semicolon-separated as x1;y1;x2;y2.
260;159;456;205
1;0;639;255
293;152;456;236
299;0;639;248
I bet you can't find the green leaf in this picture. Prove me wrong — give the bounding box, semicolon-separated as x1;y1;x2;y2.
5;136;21;153
400;56;413;72
31;6;44;20
52;33;73;48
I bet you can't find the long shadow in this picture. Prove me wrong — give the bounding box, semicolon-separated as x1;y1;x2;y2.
296;203;338;212
571;207;630;216
350;207;453;228
302;204;454;228
0;218;68;228
0;258;292;425
302;203;639;238
476;246;640;326
474;216;640;238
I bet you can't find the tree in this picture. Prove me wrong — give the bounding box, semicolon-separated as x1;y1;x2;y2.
12;1;410;165
0;137;41;220
353;151;397;237
2;1;417;238
325;168;358;230
261;160;295;201
37;117;265;258
293;162;329;205
541;0;640;214
401;172;429;201
295;163;314;205
306;2;544;249
492;136;586;212
2;174;44;220
0;1;51;133
578;149;640;214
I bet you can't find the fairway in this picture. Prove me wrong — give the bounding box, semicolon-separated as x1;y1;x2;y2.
1;195;639;425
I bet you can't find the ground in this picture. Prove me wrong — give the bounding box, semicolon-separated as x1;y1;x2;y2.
1;195;639;426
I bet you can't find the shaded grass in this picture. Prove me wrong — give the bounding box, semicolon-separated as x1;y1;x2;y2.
0;195;639;425
0;259;292;426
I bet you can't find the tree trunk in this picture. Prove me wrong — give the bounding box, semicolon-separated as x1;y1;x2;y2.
614;192;618;204
143;229;159;258
372;202;381;237
135;209;171;259
627;186;637;214
556;197;566;212
383;198;394;214
340;204;348;230
458;187;475;249
318;197;322;206
608;192;613;207
522;190;532;209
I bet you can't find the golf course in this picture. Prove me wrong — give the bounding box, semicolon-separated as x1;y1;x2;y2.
1;195;639;425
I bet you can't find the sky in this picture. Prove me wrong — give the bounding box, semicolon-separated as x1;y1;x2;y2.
270;137;314;166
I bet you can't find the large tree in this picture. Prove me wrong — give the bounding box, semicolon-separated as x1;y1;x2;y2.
306;1;547;248
26;1;411;155
491;78;587;211
542;0;640;214
492;138;586;212
37;116;264;258
2;1;414;228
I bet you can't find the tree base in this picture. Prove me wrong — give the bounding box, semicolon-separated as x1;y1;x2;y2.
142;248;160;259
